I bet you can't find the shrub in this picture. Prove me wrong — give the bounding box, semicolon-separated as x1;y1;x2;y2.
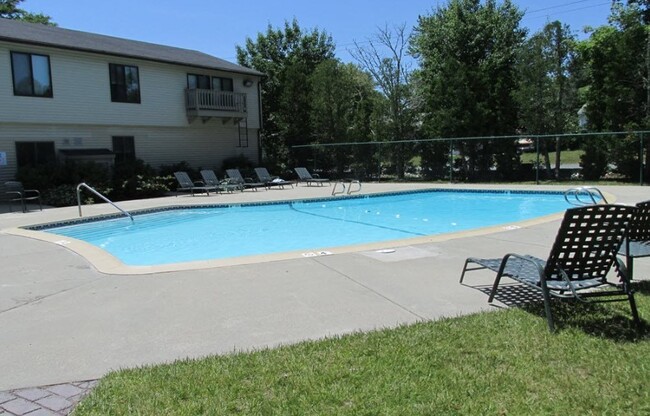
116;175;170;200
580;137;609;180
221;154;253;172
158;161;197;178
42;184;80;207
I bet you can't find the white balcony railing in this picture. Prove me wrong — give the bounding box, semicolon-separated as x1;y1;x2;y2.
185;89;247;113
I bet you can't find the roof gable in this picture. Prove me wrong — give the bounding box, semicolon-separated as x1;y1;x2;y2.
0;18;262;76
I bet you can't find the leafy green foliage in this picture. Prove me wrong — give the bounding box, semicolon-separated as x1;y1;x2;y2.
237;19;335;170
516;21;579;179
309;60;378;175
580;136;610;180
411;0;526;181
15;159;171;206
577;2;649;179
351;24;416;179
0;0;55;25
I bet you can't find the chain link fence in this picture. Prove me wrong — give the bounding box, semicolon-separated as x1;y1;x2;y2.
291;131;650;185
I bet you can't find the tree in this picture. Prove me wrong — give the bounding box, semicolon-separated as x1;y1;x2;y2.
309;59;378;176
579;1;649;180
0;0;55;25
411;0;525;181
236;19;335;170
516;21;578;179
351;24;415;179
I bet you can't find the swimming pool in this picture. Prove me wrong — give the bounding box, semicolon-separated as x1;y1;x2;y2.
38;189;572;267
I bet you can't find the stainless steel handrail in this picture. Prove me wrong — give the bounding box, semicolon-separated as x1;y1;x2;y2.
331;181;347;196
331;180;362;196
77;182;134;222
564;186;608;206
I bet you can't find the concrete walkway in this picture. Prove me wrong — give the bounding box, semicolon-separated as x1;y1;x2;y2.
1;183;648;414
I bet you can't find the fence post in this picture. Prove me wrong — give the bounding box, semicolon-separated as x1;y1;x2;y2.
377;143;382;182
641;132;644;186
449;139;453;183
535;136;540;185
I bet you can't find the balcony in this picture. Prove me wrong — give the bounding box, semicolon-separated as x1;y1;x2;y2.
185;89;247;124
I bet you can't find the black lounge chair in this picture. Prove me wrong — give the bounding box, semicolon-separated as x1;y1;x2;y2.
5;181;41;213
294;167;330;186
200;169;241;193
460;204;640;332
618;200;650;280
225;169;265;191
173;171;218;196
254;167;293;189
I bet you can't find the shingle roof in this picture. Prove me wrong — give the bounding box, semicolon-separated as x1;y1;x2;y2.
0;18;262;76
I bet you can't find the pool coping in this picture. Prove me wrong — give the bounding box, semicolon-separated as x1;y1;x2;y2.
3;187;616;275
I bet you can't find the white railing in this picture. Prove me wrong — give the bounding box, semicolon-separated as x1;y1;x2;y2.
185;89;247;113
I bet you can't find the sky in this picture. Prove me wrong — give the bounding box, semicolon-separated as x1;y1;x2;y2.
21;0;613;65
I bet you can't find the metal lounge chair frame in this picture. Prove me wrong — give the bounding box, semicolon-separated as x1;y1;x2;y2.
200;169;241;193
254;167;294;189
294;167;330;186
459;204;640;332
225;169;265;191
5;181;42;213
618;200;650;281
173;171;218;196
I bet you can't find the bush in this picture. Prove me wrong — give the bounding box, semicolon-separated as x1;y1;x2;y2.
158;161;197;178
110;159;165;200
580;137;609;180
42;184;79;207
115;175;170;200
222;154;254;172
16;163;59;190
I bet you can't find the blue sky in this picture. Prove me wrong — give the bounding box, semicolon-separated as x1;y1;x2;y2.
22;0;613;64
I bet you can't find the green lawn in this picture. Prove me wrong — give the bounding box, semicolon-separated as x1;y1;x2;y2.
75;284;650;415
520;149;584;165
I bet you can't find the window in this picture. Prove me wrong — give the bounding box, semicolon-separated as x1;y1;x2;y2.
213;77;233;92
187;74;233;91
11;52;53;97
187;74;210;89
15;142;56;167
109;64;140;103
112;136;136;163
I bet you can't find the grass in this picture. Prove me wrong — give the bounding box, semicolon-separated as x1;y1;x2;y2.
520;149;584;165
75;284;650;415
410;150;585;168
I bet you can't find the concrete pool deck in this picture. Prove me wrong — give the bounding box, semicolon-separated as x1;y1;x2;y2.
1;183;648;395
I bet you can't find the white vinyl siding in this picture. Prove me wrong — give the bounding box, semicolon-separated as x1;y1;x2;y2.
0;39;261;183
0;123;259;185
0;41;261;129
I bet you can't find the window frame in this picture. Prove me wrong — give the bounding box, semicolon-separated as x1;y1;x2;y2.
10;51;53;98
109;63;141;104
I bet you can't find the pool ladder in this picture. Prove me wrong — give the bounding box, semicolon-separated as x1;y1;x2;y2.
563;186;608;206
332;180;362;196
77;182;134;222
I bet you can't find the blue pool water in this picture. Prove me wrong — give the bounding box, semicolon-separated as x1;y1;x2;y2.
42;190;571;266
